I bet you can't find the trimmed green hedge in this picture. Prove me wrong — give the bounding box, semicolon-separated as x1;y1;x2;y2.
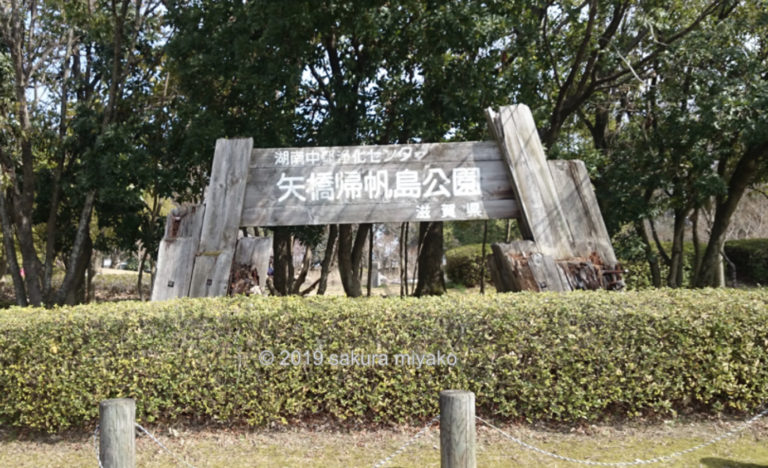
1;289;768;433
725;239;768;285
445;243;491;287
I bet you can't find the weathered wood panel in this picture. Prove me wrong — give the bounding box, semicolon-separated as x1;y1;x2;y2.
489;241;540;292
243;141;519;226
189;250;236;297
548;159;618;265
151;205;205;301
491;240;617;291
244;160;515;204
234;236;273;286
528;253;570;292
558;260;604;290
152;239;199;301
486;105;573;259
189;138;253;297
242;198;519;226
490;241;571;292
250;140;504;168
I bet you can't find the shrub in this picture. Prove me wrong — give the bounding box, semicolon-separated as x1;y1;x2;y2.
724;239;768;285
1;289;768;433
445;244;491;287
618;239;768;289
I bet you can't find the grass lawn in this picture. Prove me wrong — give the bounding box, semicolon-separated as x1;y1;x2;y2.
2;417;767;467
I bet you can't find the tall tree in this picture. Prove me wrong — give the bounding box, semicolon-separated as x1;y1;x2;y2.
572;1;767;288
0;0;169;305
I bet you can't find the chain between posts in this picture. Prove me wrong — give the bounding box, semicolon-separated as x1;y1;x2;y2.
476;406;768;466
371;415;440;468
93;425;104;468
93;405;768;467
134;423;198;468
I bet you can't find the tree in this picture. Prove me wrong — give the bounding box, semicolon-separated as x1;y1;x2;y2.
0;0;170;305
166;0;510;297
569;1;768;288
690;2;768;286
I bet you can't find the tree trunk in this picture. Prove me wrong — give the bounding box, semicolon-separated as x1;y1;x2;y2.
367;225;374;297
480;220;488;294
317;225;338;295
691;207;702;279
695;144;765;287
0;188;27;306
291;246;313;294
54;190;96;305
337;223;371;297
272;227;294;295
43;28;76;303
137;249;149;301
666;208;688;288
9;25;44;306
634;220;662;288
62;235;92;306
399;223;406;297
401;222;409;296
415;222;445;297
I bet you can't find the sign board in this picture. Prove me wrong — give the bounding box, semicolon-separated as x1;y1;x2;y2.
151;104;623;301
242;141;520;226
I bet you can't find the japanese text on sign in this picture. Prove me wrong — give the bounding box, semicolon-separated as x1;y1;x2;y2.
276;167;482;203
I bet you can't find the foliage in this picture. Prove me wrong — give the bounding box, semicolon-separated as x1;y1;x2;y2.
1;289;768;433
616;238;768;289
0;0;176;305
614;236;696;290
444;219;520;249
578;1;768;287
445;244;491;287
724;239;768;285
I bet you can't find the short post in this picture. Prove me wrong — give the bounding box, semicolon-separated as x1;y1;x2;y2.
99;398;136;468
439;390;476;468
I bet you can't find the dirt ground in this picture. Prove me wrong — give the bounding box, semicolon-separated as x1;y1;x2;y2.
2;417;768;467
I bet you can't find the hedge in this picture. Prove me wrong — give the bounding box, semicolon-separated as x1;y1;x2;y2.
445;243;491;287
725;239;768;285
1;289;768;433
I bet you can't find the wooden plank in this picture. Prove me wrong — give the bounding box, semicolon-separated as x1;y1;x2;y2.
162;204;205;239
250;140;503;168
244;159;516;207
151;205;205;301
527;253;570;292
486;105;573;259
489;242;539;292
234;236;273;285
489;241;572;292
152;239;199;301
189;138;253;298
557;260;604;290
243;143;518;227
548;159;618;265
241;198;519;226
189;249;235;297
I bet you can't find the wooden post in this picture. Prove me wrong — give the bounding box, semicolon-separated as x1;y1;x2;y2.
99;398;136;468
485;105;573;259
151;205;206;301
440;390;476;468
189;138;253;297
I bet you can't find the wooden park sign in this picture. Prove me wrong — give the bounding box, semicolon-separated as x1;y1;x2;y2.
151;104;623;301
